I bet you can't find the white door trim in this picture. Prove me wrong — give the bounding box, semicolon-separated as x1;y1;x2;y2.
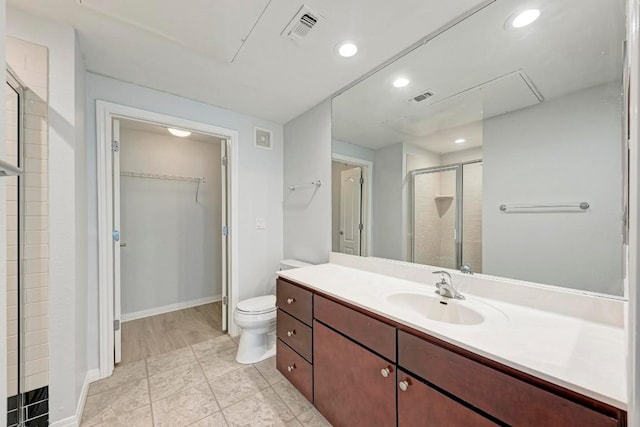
332;154;373;256
95;100;240;379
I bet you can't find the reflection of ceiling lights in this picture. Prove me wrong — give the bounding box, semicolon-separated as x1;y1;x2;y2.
508;9;541;28
337;41;358;57
454;138;466;144
167;128;192;137
393;77;410;88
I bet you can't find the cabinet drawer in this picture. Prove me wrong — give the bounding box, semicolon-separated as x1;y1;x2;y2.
277;339;313;403
398;331;619;427
314;295;396;362
277;309;312;362
277;278;313;325
398;369;497;427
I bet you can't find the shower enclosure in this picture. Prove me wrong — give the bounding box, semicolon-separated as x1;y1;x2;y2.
410;161;483;272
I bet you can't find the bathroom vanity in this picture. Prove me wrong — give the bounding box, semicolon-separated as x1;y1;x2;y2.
276;260;627;427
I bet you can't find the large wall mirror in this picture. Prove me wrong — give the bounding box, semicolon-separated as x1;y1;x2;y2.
331;0;627;296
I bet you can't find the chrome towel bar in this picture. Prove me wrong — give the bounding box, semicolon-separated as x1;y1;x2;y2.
499;202;590;212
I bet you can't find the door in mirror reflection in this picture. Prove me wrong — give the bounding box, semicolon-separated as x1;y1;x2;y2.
339;166;362;255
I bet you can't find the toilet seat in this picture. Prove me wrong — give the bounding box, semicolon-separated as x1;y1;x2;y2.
236;295;276;314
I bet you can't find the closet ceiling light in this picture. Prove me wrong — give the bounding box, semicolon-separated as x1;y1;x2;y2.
167;128;192;137
393;77;410;88
454;138;466;144
509;9;541;28
337;41;358;58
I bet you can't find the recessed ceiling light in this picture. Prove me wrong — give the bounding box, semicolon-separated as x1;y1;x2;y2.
337;41;358;58
454;138;466;144
167;128;192;137
509;9;541;28
393;77;410;88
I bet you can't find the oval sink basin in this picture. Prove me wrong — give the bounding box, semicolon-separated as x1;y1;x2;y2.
382;291;506;326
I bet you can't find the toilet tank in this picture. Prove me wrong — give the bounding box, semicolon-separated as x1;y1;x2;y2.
279;259;313;270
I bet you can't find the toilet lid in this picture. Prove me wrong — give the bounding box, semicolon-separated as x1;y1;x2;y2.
236;295;276;314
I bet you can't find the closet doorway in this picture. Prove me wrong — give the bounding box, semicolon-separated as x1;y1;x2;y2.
96;101;239;377
112;119;228;364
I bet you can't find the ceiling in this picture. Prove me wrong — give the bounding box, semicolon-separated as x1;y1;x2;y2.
332;0;626;153
8;0;491;124
120;118;222;144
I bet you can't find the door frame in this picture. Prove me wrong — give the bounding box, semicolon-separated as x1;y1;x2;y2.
96;100;240;379
332;154;373;256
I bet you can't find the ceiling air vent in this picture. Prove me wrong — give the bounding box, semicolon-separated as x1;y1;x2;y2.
410;90;435;103
282;5;322;42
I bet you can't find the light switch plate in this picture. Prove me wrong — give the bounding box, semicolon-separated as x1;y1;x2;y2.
255;218;266;229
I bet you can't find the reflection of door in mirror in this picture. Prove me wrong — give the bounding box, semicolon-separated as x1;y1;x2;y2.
411;161;483;272
332;160;367;256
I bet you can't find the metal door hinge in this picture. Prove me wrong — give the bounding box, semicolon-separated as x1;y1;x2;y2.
114;320;120;331
112;140;120;152
222;225;229;237
222;296;228;305
359;176;364;185
222;156;228;166
358;223;364;231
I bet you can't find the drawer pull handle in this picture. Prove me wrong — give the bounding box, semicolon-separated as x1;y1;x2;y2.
398;380;410;392
287;364;296;372
286;297;296;304
380;367;392;378
287;330;296;337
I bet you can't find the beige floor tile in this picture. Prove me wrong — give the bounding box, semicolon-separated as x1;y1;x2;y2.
82;404;153;427
188;412;228;427
297;408;332;427
152;382;220;427
147;346;196;376
222;388;295;427
192;335;237;361
285;419;303;427
254;357;285;385
208;366;269;408
199;348;243;380
149;360;207;402
81;378;150;427
89;360;147;396
272;381;312;417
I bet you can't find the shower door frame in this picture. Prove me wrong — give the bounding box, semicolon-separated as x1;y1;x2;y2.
409;159;482;269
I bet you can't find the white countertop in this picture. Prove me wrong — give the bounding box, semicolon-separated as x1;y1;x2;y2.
278;263;627;410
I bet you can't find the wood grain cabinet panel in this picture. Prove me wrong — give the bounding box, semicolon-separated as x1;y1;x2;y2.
314;321;396;427
314;295;396;362
397;369;498;427
398;331;620;427
277;309;312;362
277;278;313;325
276;339;313;403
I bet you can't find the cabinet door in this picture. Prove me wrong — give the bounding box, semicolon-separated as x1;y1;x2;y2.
314;321;396;427
398;369;498;427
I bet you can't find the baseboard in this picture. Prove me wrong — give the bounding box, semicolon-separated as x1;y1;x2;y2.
50;368;100;427
122;295;222;322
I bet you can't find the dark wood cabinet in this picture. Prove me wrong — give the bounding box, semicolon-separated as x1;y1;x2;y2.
275;277;627;427
397;369;498;427
314;321;396;427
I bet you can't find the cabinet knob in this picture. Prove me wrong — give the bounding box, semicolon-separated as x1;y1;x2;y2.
286;297;295;305
287;330;296;337
398;380;410;392
380;367;392;378
287;364;296;372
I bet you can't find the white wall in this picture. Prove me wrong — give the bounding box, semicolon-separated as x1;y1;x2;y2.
86;73;284;369
7;5;83;424
119;127;221;316
0;0;7;419
332;138;375;163
372;143;404;260
283;100;332;264
483;83;624;295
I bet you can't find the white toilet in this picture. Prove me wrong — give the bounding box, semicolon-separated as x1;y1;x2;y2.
234;259;312;364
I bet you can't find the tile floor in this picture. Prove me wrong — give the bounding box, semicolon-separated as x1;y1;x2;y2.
82;334;332;426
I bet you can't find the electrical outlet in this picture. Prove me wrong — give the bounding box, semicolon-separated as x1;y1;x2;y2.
256;218;266;229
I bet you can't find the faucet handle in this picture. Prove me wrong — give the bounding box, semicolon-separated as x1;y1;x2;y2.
432;270;452;280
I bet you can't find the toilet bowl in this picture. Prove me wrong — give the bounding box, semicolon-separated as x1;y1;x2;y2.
234;259;312;364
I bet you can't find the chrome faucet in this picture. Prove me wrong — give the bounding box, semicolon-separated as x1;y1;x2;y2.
432;270;465;300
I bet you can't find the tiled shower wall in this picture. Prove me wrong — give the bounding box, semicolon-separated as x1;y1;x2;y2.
6;35;49;399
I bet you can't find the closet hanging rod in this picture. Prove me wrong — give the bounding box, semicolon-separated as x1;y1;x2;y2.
499;202;589;212
288;180;322;191
120;171;205;183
